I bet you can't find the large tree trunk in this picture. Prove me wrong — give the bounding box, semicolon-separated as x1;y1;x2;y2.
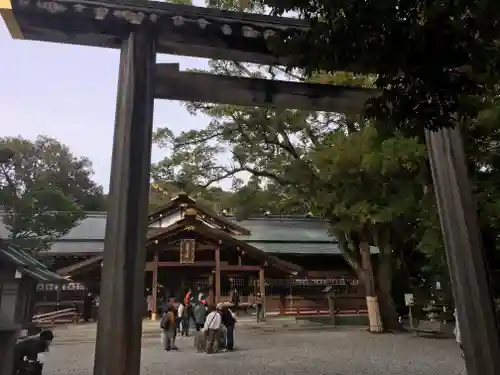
375;229;401;331
334;228;383;332
376;252;400;331
360;239;383;333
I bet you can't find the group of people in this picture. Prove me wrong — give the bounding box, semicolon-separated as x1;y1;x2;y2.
160;289;237;353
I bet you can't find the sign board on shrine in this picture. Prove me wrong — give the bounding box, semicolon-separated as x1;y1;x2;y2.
180;239;195;264
404;293;415;306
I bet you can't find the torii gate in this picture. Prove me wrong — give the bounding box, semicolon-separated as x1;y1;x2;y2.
1;1;499;375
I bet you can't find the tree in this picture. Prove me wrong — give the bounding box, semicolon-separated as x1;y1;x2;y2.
266;0;500;133
311;125;427;328
229;177;309;219
156;0;500;330
152;57;431;330
0;136;104;252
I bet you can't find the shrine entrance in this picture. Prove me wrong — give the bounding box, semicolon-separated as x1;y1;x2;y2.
144;207;300;319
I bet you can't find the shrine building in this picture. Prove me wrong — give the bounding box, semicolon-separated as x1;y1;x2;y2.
1;193;374;319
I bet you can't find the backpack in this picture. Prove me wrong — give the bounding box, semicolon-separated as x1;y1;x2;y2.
160;314;168;330
160;312;174;330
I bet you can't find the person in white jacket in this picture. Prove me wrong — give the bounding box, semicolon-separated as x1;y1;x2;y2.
203;305;221;353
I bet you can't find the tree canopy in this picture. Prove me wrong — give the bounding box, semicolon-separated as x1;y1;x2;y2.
0;135;106;252
265;0;500;132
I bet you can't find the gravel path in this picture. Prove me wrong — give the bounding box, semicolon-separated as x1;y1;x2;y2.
43;330;466;375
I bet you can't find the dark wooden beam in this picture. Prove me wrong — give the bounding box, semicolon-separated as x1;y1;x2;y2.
2;0;313;67
93;29;155;375
151;244;216;251
147;261;229;268
155;64;377;113
220;265;261;271
425;127;500;375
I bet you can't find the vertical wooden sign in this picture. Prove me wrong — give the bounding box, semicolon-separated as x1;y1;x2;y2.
180;239;195;264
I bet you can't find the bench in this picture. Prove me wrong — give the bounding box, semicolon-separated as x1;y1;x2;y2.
413;320;447;337
32;307;79;326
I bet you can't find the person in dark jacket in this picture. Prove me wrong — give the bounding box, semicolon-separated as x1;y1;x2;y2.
230;288;240;308
193;301;207;331
160;306;177;351
13;330;54;375
83;292;93;322
219;305;236;351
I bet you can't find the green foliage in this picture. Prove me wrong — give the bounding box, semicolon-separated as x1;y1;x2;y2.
0;135;104;252
267;0;500;131
206;0;264;12
153;61;426;242
0;182;84;252
310;126;427;233
167;0;193;4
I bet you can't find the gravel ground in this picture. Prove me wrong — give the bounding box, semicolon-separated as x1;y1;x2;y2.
43;330;466;375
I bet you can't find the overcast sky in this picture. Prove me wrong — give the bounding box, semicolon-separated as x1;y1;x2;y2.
0;0;219;193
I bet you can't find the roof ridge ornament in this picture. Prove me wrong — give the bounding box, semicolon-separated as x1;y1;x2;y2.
197;18;210;29
172;15;184;26
36;1;67;14
113;9;145;25
242;25;259;38
184;208;197;216
221;24;232;35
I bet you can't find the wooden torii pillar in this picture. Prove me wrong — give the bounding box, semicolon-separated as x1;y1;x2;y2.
92;29;156;375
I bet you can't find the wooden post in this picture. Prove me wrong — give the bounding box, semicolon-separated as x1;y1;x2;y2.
215;247;221;304
327;292;336;326
259;268;265;319
151;253;158;320
279;293;285;316
426;127;500;375
93;29;155;375
208;274;214;304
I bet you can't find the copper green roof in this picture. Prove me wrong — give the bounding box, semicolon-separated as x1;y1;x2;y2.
0;239;67;282
1;209;378;255
232;217;332;242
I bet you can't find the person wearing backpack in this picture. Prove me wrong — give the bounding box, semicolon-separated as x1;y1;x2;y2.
160;306;177;351
193;301;207;331
219;304;237;351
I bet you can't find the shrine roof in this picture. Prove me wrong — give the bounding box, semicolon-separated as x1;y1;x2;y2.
147;216;303;274
149;193;251;235
231;216;332;242
1;0;307;66
55;254;103;276
0;202;379;255
0;238;68;282
229;216;378;254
